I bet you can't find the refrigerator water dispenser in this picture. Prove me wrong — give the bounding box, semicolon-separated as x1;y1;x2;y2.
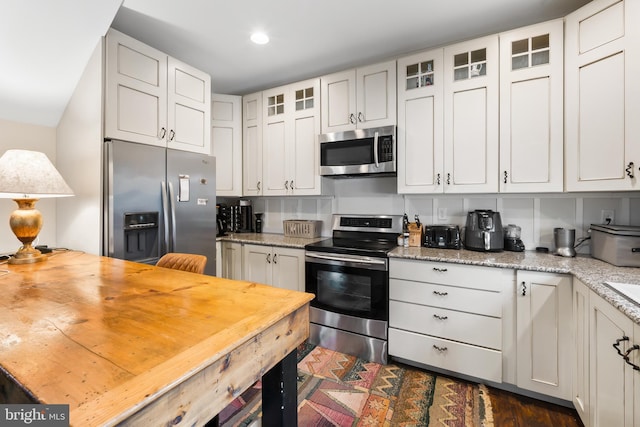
123;212;159;262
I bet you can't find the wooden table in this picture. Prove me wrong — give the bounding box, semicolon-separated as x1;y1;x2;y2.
0;251;313;426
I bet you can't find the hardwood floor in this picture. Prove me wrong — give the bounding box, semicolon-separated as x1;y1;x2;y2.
488;386;584;427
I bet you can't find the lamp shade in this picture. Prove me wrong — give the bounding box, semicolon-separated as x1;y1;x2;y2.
0;149;74;198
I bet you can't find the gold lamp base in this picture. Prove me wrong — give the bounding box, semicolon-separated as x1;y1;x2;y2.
8;198;46;265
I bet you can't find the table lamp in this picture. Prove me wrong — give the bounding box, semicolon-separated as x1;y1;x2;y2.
0;149;74;264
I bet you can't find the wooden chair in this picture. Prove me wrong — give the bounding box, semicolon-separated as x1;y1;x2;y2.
155;252;207;274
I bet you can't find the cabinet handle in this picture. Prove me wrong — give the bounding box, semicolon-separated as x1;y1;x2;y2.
257;181;261;191
349;113;356;124
626;162;635;178
433;314;448;321
284;180;289;190
521;281;527;296
273;253;277;264
159;127;167;139
436;173;441;185
503;170;508;184
169;129;175;142
433;290;448;296
433;267;448;272
433;345;448;353
614;336;630;357
623;345;640;371
290;180;294;189
266;253;271;263
446;173;451;185
358;112;364;122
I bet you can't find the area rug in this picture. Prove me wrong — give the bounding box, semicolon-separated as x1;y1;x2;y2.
219;342;494;426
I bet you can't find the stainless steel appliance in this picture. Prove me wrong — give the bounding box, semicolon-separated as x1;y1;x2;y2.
554;227;576;257
423;225;461;249
590;224;640;266
104;140;216;275
319;126;396;177
305;214;402;364
464;210;504;252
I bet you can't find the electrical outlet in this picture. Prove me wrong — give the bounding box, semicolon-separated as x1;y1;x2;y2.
437;207;448;221
600;209;615;224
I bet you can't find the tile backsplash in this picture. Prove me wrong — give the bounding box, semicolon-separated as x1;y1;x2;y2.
220;176;640;255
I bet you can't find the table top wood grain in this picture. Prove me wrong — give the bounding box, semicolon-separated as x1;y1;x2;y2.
0;251;313;426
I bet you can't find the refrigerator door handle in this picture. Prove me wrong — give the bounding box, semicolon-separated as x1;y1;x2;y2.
161;181;170;254
168;181;177;252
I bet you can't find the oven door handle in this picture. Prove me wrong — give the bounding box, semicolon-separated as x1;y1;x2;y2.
305;252;388;270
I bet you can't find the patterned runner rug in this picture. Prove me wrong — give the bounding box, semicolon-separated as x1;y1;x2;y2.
220;342;494;426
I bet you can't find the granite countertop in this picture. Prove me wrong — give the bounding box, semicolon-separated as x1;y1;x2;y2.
218;232;325;249
219;233;640;325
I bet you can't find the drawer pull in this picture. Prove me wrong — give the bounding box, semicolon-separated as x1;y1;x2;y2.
433;291;448;296
433;267;448;272
433;345;448;353
433;314;448;321
623;345;640;371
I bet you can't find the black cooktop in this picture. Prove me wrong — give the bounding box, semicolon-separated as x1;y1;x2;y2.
305;214;402;258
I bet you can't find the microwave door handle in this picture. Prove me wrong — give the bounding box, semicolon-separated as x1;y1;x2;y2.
373;131;379;168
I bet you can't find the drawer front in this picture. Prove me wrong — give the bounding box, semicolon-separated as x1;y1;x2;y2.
390;278;502;317
389;328;502;383
390;259;513;292
389;301;502;349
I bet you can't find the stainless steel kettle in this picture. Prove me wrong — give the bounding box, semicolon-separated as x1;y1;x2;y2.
464;210;504;252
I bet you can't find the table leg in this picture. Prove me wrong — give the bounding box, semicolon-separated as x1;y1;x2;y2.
262;349;297;427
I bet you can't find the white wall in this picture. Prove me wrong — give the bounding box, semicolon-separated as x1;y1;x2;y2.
239;176;640;255
0;118;58;254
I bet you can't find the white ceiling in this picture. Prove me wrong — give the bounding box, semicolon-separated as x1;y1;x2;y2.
2;0;591;128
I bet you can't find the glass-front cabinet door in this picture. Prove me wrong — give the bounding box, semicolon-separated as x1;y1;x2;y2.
397;48;444;194
499;19;564;193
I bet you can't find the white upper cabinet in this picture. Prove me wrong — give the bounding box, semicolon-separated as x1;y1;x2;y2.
443;35;499;193
321;60;396;134
242;92;263;196
105;29;211;154
263;78;321;196
211;94;242;197
499;20;564;193
565;0;640;191
397;48;444;194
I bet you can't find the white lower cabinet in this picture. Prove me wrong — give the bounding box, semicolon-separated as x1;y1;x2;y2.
515;271;572;400
589;288;637;427
242;244;304;292
388;259;513;383
221;241;242;280
573;278;590;425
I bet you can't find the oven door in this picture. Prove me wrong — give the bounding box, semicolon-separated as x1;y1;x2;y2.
305;251;388;322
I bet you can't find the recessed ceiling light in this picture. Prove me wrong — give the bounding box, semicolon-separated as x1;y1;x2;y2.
250;32;269;45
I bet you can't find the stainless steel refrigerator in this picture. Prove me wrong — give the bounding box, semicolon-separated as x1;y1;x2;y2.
103;139;216;275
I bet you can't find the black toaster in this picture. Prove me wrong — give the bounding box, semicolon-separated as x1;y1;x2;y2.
423;225;461;249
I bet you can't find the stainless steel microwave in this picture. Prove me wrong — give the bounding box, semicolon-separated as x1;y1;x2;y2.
319;125;396;177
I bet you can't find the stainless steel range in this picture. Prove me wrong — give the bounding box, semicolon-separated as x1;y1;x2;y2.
304;214;402;364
